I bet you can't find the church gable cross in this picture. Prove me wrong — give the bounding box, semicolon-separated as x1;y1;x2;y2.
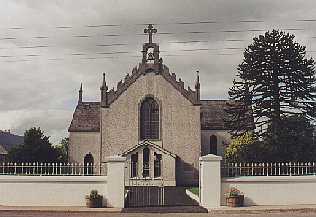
144;24;157;44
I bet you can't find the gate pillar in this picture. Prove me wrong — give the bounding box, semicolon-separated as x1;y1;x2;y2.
105;156;126;208
199;154;222;209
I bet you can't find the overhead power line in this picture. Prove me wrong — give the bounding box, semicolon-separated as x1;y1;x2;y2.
56;26;72;29
296;19;316;22
86;24;120;27
96;43;127;47
0;37;16;40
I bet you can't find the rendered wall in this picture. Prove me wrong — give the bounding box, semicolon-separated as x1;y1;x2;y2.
222;176;316;206
201;130;231;157
69;132;100;165
0;156;126;208
0;176;107;206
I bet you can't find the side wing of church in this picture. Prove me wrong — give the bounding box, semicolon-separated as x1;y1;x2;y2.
68;25;232;186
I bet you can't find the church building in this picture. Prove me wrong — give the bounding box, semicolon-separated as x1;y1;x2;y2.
68;25;232;186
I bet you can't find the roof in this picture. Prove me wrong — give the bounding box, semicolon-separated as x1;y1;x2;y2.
200;100;230;130
68;102;100;132
0;131;23;151
0;144;8;155
121;140;176;158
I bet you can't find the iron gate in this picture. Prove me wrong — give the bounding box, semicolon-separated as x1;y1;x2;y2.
124;161;165;207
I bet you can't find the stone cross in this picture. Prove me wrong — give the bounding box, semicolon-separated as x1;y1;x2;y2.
144;24;157;44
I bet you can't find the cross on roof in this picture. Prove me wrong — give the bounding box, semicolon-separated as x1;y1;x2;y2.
144;24;157;44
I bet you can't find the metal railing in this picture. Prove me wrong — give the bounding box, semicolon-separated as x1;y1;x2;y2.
0;162;105;176
222;162;316;177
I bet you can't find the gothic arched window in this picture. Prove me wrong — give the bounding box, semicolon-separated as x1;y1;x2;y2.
140;97;159;140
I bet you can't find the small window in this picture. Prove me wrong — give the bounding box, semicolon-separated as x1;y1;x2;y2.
154;153;162;178
210;135;217;155
131;153;138;178
143;147;150;177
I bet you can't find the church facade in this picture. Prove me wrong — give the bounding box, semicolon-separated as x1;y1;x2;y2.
68;25;232;186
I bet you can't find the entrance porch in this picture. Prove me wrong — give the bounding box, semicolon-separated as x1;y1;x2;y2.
121;140;176;186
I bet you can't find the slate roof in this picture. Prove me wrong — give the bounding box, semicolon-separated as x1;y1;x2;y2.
68;99;233;132
0;131;24;151
68;102;100;132
200;100;230;130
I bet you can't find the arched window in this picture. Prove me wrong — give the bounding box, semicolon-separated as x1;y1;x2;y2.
140;97;159;140
210;135;217;155
84;152;94;175
143;147;150;177
154;152;162;178
131;153;138;178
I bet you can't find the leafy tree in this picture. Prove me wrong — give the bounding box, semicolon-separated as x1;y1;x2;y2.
224;132;266;162
225;116;316;162
226;30;316;146
55;137;69;163
7;127;60;162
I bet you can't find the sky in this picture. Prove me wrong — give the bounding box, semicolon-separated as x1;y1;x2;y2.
1;0;316;144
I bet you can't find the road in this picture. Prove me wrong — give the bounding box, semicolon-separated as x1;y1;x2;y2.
0;211;316;217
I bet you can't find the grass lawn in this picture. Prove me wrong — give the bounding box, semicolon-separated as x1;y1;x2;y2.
187;187;199;196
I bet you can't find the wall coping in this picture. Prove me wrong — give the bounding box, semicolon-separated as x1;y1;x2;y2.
199;154;222;162
222;175;316;183
0;175;107;183
105;156;126;162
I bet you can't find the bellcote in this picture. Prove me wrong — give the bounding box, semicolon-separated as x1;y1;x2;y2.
142;24;161;70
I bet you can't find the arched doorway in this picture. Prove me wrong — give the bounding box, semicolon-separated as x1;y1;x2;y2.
84;152;94;175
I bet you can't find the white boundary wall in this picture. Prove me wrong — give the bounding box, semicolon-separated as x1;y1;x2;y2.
200;154;316;208
222;176;316;206
0;176;107;206
0;156;126;207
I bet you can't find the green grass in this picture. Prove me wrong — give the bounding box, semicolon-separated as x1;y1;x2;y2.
187;187;199;196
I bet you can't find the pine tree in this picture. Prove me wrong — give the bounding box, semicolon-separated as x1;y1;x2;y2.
226;30;316;145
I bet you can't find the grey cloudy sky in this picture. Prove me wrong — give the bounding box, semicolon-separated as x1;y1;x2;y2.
1;0;316;143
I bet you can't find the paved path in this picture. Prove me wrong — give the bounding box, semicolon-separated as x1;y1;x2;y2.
1;211;316;217
2;205;316;217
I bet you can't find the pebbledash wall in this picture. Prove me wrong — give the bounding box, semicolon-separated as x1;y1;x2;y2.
200;154;316;208
101;72;201;186
0;156;125;207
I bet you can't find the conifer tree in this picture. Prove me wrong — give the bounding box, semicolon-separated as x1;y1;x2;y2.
226;30;316;146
